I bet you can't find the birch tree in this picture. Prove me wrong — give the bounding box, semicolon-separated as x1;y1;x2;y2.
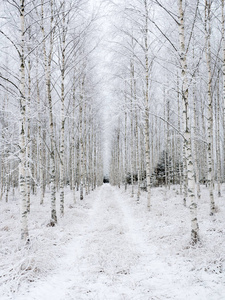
19;0;29;242
59;0;66;217
204;0;215;216
222;0;225;180
178;0;199;244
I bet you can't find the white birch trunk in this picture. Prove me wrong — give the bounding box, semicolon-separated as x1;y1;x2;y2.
116;126;120;189
130;60;134;197
135;99;140;201
19;0;29;242
36;54;44;205
59;102;65;216
222;0;225;181
60;2;66;217
71;74;76;203
178;0;199;244
216;79;221;197
93;133;97;190
41;0;57;224
83;100;87;195
164;87;170;189
193;87;201;200
79;79;84;200
0;97;6;201
205;0;215;216
76;138;80;191
192;44;201;200
26;47;31;213
144;0;151;210
177;74;183;195
87;111;92;195
124;90;128;191
201;92;208;182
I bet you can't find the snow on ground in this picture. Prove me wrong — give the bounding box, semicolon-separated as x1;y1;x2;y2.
0;184;225;299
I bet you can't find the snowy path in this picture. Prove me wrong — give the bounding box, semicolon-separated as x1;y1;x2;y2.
14;184;224;300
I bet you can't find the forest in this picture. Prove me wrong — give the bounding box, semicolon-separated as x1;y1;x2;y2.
0;0;225;299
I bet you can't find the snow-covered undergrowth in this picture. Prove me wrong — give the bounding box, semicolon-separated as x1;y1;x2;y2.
0;184;225;299
0;189;89;297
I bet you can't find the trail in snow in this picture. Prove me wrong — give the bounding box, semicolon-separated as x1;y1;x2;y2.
13;184;224;300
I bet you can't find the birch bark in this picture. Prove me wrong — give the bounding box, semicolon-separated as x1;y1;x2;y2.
222;0;225;181
192;45;201;199
19;0;29;242
130;60;135;197
178;0;199;244
60;1;66;217
144;0;151;210
26;41;31;213
216;78;221;197
193;86;201;199
124;89;128;191
135;101;140;201
177;74;183;195
36;54;44;205
204;0;215;216
0;97;6;201
71;73;76;203
79;78;84;200
41;0;57;224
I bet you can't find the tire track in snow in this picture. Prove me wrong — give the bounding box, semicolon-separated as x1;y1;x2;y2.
114;188;184;299
68;184;142;299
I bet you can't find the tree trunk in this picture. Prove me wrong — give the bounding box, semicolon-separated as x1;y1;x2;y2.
19;0;29;242
41;0;57;225
222;0;225;181
135;91;140;201
36;54;44;205
216;77;221;197
71;73;76;203
79;78;84;200
26;43;31;213
178;0;199;244
144;0;151;210
124;88;128;191
205;0;215;216
60;1;66;217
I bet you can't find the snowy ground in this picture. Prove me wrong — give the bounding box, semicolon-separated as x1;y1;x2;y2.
0;184;225;299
